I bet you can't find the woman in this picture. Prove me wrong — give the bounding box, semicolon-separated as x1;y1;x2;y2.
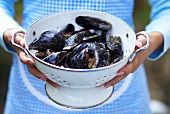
0;0;170;114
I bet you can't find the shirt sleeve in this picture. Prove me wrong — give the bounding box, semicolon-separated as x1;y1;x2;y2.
145;0;170;61
0;0;24;53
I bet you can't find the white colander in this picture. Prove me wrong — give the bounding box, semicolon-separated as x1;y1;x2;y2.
12;10;149;109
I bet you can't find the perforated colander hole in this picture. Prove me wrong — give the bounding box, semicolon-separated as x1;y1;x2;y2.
62;81;68;86
45;73;54;81
33;31;36;36
67;84;70;87
51;74;54;77
95;82;99;85
95;79;100;85
56;77;60;81
102;76;107;81
45;73;49;78
126;33;129;38
50;74;56;81
63;80;66;82
58;81;62;84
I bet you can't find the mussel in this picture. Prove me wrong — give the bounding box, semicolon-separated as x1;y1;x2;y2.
60;23;75;35
100;30;109;42
63;29;100;50
65;42;109;69
67;48;89;69
60;23;76;40
76;16;112;30
28;24;75;51
106;36;123;55
106;35;123;63
94;48;110;68
43;51;67;66
35;49;56;59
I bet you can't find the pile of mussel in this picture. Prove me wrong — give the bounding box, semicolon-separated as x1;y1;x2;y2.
28;16;123;69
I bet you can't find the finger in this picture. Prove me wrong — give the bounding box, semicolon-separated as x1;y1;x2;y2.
47;79;58;88
11;32;25;49
18;50;46;81
14;35;24;44
118;62;133;74
136;41;143;48
18;50;34;64
27;63;47;81
136;35;147;48
20;39;25;48
17;32;25;38
17;33;25;48
11;35;25;52
104;75;126;88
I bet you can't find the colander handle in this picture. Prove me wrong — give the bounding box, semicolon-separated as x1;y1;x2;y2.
128;32;150;62
11;30;29;56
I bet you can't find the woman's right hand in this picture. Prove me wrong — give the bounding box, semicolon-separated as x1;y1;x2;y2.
3;29;58;87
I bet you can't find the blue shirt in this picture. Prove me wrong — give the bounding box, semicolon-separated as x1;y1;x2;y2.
0;0;170;114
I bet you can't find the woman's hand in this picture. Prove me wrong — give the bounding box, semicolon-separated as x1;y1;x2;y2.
104;31;164;88
3;29;58;87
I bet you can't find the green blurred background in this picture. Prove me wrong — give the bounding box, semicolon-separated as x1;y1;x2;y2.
0;0;170;113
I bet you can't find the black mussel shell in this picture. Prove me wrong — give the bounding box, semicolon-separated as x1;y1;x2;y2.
100;30;110;43
64;43;88;67
35;49;56;59
63;30;95;50
43;51;67;65
110;51;123;64
106;35;123;63
67;48;89;69
94;48;110;68
86;42;106;55
106;36;123;55
76;16;112;30
64;42;108;69
60;23;75;35
28;30;66;51
82;29;100;42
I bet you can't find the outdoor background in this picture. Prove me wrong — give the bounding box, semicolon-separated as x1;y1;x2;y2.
0;0;170;113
